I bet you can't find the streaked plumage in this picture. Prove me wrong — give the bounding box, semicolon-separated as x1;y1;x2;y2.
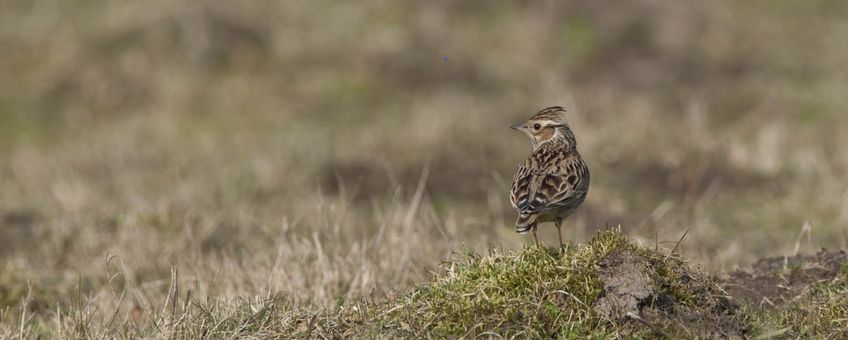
509;106;590;247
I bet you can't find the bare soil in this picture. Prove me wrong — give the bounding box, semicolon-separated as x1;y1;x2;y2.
594;250;747;338
592;249;848;338
717;250;848;308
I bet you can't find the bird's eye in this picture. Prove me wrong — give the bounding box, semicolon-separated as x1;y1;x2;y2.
533;124;541;130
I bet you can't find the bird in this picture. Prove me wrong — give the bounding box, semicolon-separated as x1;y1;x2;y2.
509;106;590;248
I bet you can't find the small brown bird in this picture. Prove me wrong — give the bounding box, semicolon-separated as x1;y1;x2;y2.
509;106;590;247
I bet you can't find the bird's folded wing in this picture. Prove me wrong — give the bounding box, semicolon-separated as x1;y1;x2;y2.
510;153;585;214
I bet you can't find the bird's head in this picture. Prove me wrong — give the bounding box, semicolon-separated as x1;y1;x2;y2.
511;106;571;148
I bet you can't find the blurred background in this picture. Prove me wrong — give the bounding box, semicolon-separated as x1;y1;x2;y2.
1;0;847;323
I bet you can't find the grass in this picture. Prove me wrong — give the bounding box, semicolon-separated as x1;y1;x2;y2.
2;0;848;338
8;229;846;338
775;282;848;338
744;278;848;339
0;230;653;338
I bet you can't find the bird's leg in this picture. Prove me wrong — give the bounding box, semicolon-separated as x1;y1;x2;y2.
555;218;564;249
533;227;540;247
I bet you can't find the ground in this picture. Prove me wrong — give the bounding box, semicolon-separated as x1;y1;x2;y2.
10;230;842;338
296;231;848;338
2;1;848;338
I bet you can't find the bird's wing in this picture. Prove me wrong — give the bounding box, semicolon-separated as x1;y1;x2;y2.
510;150;587;214
509;159;533;210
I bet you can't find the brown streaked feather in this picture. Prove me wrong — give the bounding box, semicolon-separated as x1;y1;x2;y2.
532;106;566;120
511;144;587;213
510;137;589;232
514;213;536;234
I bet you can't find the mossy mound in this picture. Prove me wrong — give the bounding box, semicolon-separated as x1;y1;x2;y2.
357;230;750;338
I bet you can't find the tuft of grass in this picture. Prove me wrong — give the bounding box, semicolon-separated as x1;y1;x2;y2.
760;276;848;338
381;231;623;337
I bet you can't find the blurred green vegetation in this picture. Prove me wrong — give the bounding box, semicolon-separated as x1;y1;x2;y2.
0;99;50;149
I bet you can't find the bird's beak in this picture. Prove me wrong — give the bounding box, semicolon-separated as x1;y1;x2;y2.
510;123;524;131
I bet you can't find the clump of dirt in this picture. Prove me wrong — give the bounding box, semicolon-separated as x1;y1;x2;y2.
718;250;848;308
594;250;747;338
594;251;652;319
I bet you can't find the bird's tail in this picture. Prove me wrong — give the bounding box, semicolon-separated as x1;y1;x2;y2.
515;213;537;234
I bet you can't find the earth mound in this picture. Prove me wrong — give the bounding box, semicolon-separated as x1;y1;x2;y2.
372;230;753;338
